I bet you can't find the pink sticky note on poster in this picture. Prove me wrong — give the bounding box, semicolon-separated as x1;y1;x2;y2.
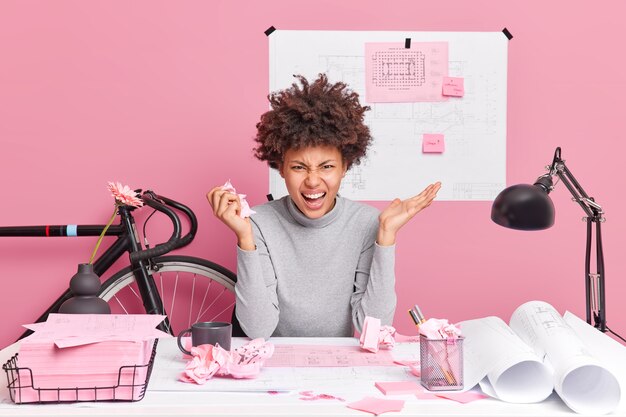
442;77;464;97
375;381;422;395
422;134;445;153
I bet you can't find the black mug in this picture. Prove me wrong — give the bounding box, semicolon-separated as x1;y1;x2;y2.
177;321;232;354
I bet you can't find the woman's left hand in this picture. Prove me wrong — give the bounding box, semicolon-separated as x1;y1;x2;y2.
377;182;442;246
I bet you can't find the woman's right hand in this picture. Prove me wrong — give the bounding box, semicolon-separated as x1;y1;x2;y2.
206;186;255;250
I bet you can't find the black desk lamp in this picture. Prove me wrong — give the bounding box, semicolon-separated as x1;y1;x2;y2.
491;147;615;335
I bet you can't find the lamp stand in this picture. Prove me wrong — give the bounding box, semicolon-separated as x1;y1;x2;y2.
585;218;606;331
546;148;606;331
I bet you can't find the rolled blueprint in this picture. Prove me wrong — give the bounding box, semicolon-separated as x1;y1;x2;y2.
460;316;553;403
510;301;620;415
460;300;621;414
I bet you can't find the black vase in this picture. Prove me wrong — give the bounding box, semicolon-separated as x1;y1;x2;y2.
58;263;111;314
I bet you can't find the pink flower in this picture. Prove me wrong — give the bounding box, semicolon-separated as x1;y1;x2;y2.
107;181;143;208
89;182;142;264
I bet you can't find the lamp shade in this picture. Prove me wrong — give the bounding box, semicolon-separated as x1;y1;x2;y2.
491;184;555;230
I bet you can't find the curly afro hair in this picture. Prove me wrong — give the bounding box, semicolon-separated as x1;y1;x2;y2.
253;74;372;170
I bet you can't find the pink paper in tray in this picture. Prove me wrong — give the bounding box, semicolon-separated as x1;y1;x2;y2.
12;339;153;403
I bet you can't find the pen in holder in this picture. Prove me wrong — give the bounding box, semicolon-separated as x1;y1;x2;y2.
420;334;464;391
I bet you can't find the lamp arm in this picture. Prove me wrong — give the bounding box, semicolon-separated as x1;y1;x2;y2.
550;149;603;220
553;164;597;219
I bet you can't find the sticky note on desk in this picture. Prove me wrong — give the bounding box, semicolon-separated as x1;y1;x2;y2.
347;396;405;415
435;391;489;403
375;381;422;395
442;77;464;97
422;134;445;153
415;391;441;400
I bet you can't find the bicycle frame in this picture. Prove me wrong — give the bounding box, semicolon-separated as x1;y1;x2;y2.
0;191;198;339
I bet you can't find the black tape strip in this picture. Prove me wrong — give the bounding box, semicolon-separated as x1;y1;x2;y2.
266;194;274;201
502;28;513;40
405;38;411;48
265;26;276;36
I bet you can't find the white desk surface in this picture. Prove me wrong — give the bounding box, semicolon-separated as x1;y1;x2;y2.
0;337;624;417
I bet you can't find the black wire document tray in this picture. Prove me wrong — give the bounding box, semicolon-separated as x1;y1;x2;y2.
2;339;158;404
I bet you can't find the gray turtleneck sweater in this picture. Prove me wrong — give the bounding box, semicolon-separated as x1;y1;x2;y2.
235;196;397;338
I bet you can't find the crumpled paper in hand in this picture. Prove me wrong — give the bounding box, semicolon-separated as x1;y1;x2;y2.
221;179;256;219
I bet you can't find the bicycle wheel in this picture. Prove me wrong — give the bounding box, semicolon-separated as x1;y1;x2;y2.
98;256;237;335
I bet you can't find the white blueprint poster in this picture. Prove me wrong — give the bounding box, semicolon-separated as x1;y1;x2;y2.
269;30;508;201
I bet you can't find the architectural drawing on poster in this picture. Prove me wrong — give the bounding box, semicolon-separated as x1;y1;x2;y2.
268;30;508;201
364;42;449;103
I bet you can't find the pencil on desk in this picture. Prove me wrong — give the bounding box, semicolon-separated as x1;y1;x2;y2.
408;309;421;328
413;304;425;323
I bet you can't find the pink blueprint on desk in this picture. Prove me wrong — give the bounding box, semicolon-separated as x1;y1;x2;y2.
264;345;395;367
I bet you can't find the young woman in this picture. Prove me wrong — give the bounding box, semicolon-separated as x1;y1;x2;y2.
208;74;441;339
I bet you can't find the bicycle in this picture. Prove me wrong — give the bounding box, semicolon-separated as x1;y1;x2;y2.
0;189;242;340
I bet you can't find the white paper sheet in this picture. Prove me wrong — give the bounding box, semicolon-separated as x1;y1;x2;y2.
269;30;507;201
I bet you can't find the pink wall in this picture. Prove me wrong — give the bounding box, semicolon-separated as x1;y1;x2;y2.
1;0;625;348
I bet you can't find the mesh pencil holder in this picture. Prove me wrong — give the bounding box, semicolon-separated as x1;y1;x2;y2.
419;335;464;391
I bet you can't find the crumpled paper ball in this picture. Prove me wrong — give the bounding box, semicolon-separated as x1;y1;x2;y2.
180;338;274;384
221;179;256;219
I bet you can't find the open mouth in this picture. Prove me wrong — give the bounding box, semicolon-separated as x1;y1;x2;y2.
302;192;326;209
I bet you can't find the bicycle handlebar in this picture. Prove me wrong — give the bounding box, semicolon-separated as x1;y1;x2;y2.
128;191;198;263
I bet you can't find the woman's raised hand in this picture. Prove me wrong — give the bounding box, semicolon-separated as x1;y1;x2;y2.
206;186;255;250
377;182;442;246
